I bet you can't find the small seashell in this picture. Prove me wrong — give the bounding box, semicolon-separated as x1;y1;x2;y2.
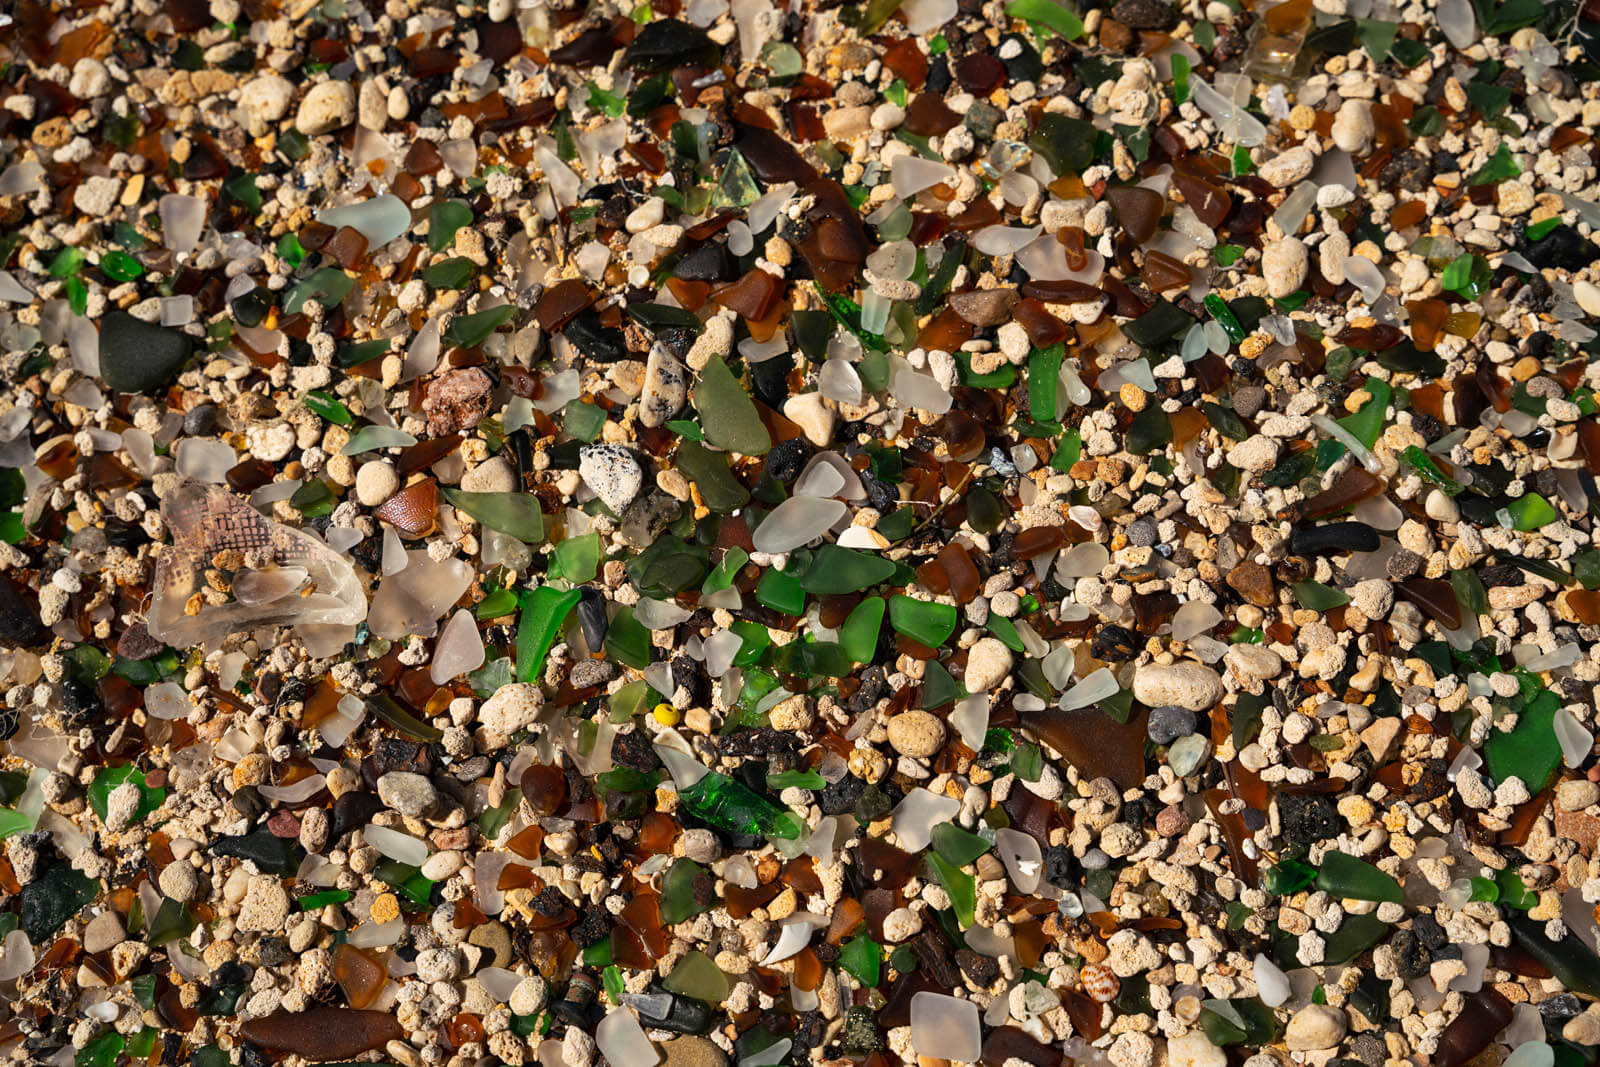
1080;961;1121;1003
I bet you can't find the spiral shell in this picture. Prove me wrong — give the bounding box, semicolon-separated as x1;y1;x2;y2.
1080;961;1121;1004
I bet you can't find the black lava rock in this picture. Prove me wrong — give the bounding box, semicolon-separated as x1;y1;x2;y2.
1277;793;1339;845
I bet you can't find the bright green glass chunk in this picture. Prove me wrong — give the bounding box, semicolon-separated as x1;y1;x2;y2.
1496;866;1537;909
1004;0;1084;39
931;823;992;866
100;250;144;281
663;950;730;1002
1050;427;1082;471
768;769;826;790
551;531;601;583
840;597;885;663
475;588;519;619
1338;377;1391;449
1261;859;1317;895
675;441;751;512
756;566;805;615
986;614;1024;652
49;247;84;278
795;545;896;594
694;357;771;456
1172;53;1191;104
1315;850;1402;903
918;660;966;710
659;858;716;924
516;586;581;682
444;489;544;542
147;896;196;947
839;934;881;987
926;852;976;927
1484;689;1562;790
1204;293;1244;341
729;620;770;666
1468;875;1500;903
1292;581;1350;611
1507;493;1559;531
428;199;474;252
297;888;353;910
678;771;803;839
712;149;760;209
1403;445;1464;495
888;595;957;648
302;390;352;426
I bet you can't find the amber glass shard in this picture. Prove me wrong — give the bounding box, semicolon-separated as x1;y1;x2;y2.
1016;705;1149;790
1301;466;1385;519
1142;250;1192;293
1104;186;1164;244
1172;172;1231;228
332;944;386;1010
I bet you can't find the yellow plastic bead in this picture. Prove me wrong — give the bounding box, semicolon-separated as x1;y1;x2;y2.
652;703;680;726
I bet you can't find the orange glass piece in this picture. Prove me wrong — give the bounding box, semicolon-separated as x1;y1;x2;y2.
725;882;783;919
940;411;987;463
1389;200;1426;229
447;1013;486;1049
904;94;962;136
826;897;866;945
880;38;928;88
1405;298;1448;352
637;812;678;854
520;764;568;817
712;269;784;321
620;893;669;960
1569;589;1600;624
916;307;976;351
332;944;387;1010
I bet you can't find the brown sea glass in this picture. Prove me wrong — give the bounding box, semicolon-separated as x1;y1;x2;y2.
1173;172;1230;226
904;94;962;136
332;945;386;1010
1405;298;1447;352
1435;988;1514;1067
1016;705;1149;790
239;1009;403;1060
1104;186;1164;244
1397;578;1462;629
1142;250;1192;293
535;279;596;332
1301;467;1385;520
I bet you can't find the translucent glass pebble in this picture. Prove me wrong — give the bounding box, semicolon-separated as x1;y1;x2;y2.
910;993;981;1063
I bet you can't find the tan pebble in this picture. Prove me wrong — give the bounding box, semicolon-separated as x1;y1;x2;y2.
1510;356;1542;382
1119;382;1146;412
